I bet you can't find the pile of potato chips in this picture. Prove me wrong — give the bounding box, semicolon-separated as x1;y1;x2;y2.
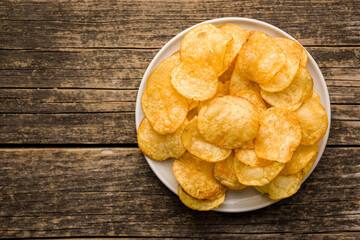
138;23;328;211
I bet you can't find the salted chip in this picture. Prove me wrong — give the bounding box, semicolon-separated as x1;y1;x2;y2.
180;23;233;76
281;143;319;175
171;59;218;101
234;90;267;113
137;118;188;161
237;31;286;84
213;153;247;190
229;59;260;95
234;148;273;168
260;38;303;92
182;118;232;162
173;152;225;200
296;91;328;145
303;155;316;177
233;157;284;186
178;186;225;211
254;108;302;163
261;66;314;111
198;96;259;149
300;48;308;67
255;171;303;200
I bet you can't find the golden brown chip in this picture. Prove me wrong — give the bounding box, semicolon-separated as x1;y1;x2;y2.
261;66;314;111
182;118;232;162
233;90;267;113
219;56;237;82
281;143;319;175
234;148;273;168
171;59;218;101
229;59;260;95
180;23;233;76
197;80;230;112
233;157;284;186
300;48;308;67
296;91;328;145
302;155;317;177
255;171;303;200
260;38;303;92
173;152;225;199
254;108;302;163
213;153;247;190
237;31;286;84
198;96;259;149
137;118;188;161
178;186;225;211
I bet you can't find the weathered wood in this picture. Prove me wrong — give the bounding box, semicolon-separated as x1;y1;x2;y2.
0;0;359;48
0;147;358;238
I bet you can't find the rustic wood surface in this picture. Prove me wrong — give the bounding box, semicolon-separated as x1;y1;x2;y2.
0;0;359;239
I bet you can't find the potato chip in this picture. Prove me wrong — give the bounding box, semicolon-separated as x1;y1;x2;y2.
300;48;308;67
173;152;225;199
219;56;237;82
182;118;232;162
198;96;259;149
229;59;260;95
234;148;273;168
233;157;284;186
295;91;328;145
254;108;302;163
302;155;316;177
171;59;218;101
260;38;303;92
233;90;267;113
213;152;247;190
137;118;188;161
242;139;255;149
197;80;230;112
281;143;319;175
180;23;233;76
237;31;286;84
188;99;199;111
178;186;225;211
261;66;314;111
255;171;303;200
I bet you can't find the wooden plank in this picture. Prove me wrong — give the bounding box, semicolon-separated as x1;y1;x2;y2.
0;0;359;48
0;147;358;238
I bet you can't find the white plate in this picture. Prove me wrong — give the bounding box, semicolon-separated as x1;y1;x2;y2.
135;17;331;213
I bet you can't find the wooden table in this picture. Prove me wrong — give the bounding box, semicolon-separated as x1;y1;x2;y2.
1;0;359;239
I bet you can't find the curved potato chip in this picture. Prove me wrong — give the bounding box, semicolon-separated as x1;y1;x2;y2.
260;38;303;92
137;118;188;161
296;91;328;145
182;118;232;162
171;59;218;101
198;96;259;149
303;155;317;177
237;31;286;84
254;108;302;163
281;143;319;175
233;157;284;186
233;90;267;113
219;56;237;82
178;186;225;211
229;59;260;95
213;153;247;190
173;152;225;199
234;148;273;168
255;172;303;200
261;66;314;111
300;48;308;67
180;23;233;76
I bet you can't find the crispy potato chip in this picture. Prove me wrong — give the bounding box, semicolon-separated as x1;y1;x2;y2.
255;171;302;200
173;152;225;199
198;96;259;149
254;108;302;163
213;152;247;190
146;52;181;88
229;59;260;95
182;118;232;162
198;80;230;112
180;23;233;76
261;66;314;111
137;118;188;161
302;155;316;177
233;90;267;113
219;56;237;82
234;148;273;168
178;186;225;211
296;91;328;145
233;157;284;186
260;38;303;92
171;59;218;101
300;48;308;67
281;143;319;175
237;31;286;84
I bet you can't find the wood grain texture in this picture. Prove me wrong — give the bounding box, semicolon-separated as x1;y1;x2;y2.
0;147;359;238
